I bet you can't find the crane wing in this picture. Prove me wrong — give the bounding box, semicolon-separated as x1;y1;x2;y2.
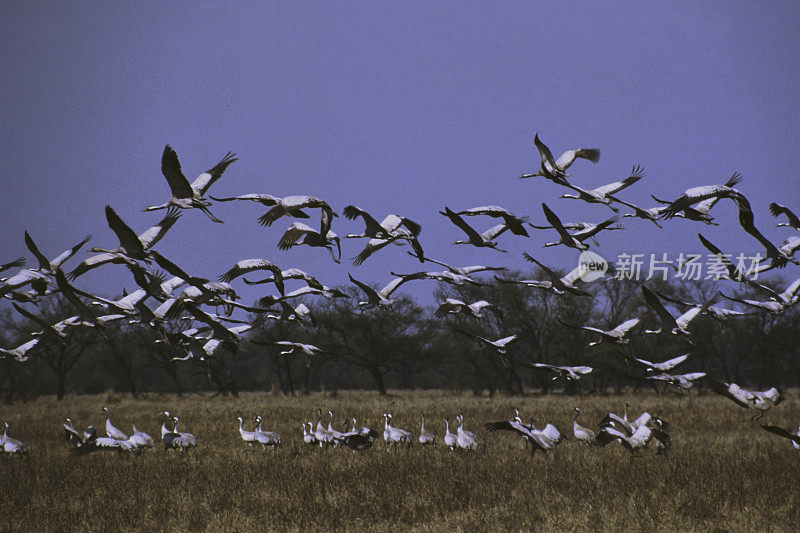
23;231;54;271
572;216;620;241
352;238;394;266
47;234;93;269
736;196;790;268
761;425;800;444
593;166;644;196
769;202;800;230
105;206;146;258
348;274;379;304
541;203;575;245
697;233;745;281
0;257;25;273
641;286;677;331
137;208;181;250
160;145;194;198
441;207;483;242
344;205;385;235
278;223;316;250
533;133;557;167
190;151;237;195
555;148;600;169
219;259;282;285
655;353;690;371
522;253;563;287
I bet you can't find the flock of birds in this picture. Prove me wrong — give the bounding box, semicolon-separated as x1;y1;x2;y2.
2;397;799;458
2;133;800;456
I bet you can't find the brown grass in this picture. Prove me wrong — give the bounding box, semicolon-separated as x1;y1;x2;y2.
1;390;798;531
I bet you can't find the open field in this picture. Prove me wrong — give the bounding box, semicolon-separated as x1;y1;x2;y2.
1;390;799;531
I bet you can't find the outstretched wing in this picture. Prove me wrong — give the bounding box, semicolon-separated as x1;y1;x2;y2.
441;207;483;242
278;223;316;250
555;148;600;169
191;151;238;195
541;203;575;245
736;196;789;268
761;425;800;445
348;274;379;304
641;286;677;331
352;238;395;266
160;145;194;198
769;202;800;230
138;208;181;250
344;205;385;236
23;231;53;271
533;133;558;167
697;233;744;281
105;206;146;258
595;165;644;196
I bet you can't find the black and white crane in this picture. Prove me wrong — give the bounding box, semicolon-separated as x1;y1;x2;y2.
237;416;258;450
348;273;412;308
521;253;591;296
435;299;497;319
660;172;744;219
443;418;457;451
709;381;784;419
146;145;236;223
641;286;719;337
456;330;518;366
69;209;181;280
254;415;281;449
0;338;40;362
454;205;529;237
278;222;341;264
218;259;285;295
439;207;511;252
527;362;593;382
520;133;599;185
455;413;477;451
630;353;690;374
595;423;671;453
102;406;129;441
1;422;29;456
558;166;644;212
419;414;436;447
558;314;648;347
406;251;508;277
572;408;597;444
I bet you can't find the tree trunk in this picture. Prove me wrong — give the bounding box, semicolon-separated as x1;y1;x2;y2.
283;357;295;395
369;368;388;395
168;363;184;397
302;365;310;395
126;371;138;398
57;372;66;400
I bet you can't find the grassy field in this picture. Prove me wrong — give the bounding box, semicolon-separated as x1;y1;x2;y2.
1;389;799;531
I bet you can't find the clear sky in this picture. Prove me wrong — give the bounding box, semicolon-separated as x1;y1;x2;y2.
2;2;799;306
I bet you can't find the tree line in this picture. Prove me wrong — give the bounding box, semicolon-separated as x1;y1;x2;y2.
1;268;798;402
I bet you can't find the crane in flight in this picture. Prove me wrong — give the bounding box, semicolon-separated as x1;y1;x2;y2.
439;207;512;252
145;144;237;223
520;133;599;186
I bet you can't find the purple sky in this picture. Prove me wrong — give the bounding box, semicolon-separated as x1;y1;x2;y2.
2;2;799;306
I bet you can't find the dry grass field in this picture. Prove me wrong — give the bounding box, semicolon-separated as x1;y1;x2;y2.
1;390;799;531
